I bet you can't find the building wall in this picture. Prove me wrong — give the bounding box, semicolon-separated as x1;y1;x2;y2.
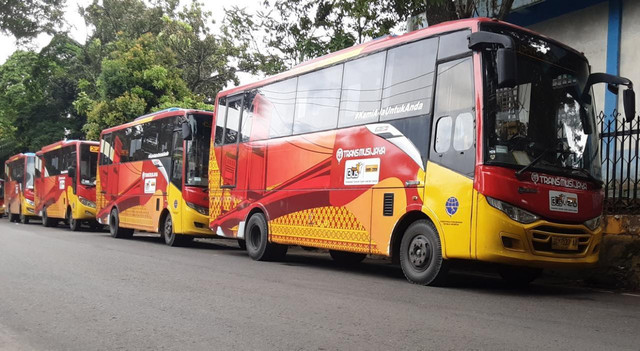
619;0;640;115
528;2;609;113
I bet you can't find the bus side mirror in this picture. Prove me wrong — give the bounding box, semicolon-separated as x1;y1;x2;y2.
182;122;193;141
497;48;517;88
623;88;636;122
68;167;76;178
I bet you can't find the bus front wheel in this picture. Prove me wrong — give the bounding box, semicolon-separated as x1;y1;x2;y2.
162;214;190;247
399;220;449;286
109;208;133;239
42;208;56;227
19;209;29;225
245;212;287;261
67;208;81;232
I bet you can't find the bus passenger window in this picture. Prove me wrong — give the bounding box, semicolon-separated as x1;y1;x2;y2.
435;116;452;153
381;37;438;121
224;98;242;144
453;112;474;151
338;52;386;127
294;65;342;134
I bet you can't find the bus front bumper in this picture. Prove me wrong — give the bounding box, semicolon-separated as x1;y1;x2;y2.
476;197;602;269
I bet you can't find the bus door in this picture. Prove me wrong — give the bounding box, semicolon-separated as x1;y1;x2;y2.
220;95;243;189
424;54;476;259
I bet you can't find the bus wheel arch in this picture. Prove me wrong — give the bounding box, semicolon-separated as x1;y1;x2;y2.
390;211;431;264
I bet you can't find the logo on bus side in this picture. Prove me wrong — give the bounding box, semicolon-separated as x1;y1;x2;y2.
445;197;459;216
336;146;386;164
343;158;380;185
531;172;587;190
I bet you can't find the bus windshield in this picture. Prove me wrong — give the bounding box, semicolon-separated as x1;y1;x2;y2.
25;157;35;189
80;144;98;186
185;114;212;187
482;25;601;181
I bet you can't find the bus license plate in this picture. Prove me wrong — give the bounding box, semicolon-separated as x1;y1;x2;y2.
551;237;579;251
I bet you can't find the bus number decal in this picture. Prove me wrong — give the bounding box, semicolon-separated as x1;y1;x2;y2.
344;158;380;185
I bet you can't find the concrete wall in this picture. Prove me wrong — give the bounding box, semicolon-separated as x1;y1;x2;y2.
528;2;609;113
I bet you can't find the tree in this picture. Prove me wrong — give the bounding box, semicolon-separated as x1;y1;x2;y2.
223;0;517;75
0;0;65;41
76;33;212;139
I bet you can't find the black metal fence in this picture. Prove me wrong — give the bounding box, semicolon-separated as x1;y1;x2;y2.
599;111;640;214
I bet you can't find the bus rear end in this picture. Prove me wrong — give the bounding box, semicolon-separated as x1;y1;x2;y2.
4;153;37;223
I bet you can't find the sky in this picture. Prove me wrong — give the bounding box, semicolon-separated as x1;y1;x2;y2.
0;0;260;64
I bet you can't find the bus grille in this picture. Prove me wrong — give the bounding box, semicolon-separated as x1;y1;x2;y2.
529;225;591;255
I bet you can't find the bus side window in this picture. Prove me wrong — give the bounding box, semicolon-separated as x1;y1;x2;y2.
170;130;183;190
214;98;227;147
430;56;475;177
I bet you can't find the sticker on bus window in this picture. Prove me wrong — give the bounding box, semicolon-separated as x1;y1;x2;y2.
344;158;380;185
144;178;157;194
549;190;578;213
90;146;100;153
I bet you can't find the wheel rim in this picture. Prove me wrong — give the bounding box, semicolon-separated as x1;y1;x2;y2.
249;225;261;249
164;217;173;241
408;234;431;270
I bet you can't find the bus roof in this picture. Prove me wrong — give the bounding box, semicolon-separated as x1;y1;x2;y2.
37;140;99;155
101;108;214;135
5;153;36;164
218;17;584;98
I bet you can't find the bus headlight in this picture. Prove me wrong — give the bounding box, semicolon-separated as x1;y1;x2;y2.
584;216;602;231
186;202;208;216
486;196;539;224
79;196;96;209
25;199;35;206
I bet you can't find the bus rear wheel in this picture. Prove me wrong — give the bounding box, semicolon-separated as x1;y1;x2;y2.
67;208;81;232
245;212;287;261
109;208;133;239
329;250;366;265
162;214;190;247
399;220;448;286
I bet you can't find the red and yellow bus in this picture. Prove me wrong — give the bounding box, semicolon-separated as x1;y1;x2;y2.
97;108;214;245
208;18;635;285
4;153;37;224
35;140;100;230
0;179;5;218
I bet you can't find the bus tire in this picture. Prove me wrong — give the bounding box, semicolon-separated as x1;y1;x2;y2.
42;208;56;227
498;265;542;287
245;212;287;261
162;214;189;247
399;220;448;286
8;207;16;222
329;250;366;265
19;209;29;225
67;208;81;232
109;208;133;239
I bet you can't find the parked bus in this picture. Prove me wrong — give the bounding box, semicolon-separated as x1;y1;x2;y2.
35;140;100;231
4;153;37;223
0;179;4;218
208;18;635;285
97;108;214;245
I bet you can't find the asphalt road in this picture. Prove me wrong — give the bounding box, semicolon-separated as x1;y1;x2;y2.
0;220;639;351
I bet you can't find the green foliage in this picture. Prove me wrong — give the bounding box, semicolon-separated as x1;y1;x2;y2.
0;0;65;41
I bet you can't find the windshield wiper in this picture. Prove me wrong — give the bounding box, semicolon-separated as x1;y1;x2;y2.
515;148;552;177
